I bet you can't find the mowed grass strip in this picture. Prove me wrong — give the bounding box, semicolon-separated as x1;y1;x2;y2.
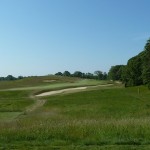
0;112;22;121
0;86;150;149
0;75;80;90
0;90;33;112
0;90;34;120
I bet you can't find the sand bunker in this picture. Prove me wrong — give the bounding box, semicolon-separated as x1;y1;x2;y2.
36;84;113;97
36;87;87;97
43;80;56;83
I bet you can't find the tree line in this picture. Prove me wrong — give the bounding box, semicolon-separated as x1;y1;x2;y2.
0;75;24;81
55;71;108;80
2;38;150;86
108;38;150;89
0;71;108;81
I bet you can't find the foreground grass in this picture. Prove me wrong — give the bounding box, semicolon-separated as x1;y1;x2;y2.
0;85;150;149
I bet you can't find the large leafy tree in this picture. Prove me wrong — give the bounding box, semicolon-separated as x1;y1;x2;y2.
5;75;16;81
94;71;103;80
108;65;125;81
73;71;83;78
111;38;150;89
142;39;150;85
125;52;144;86
55;72;63;76
63;71;71;77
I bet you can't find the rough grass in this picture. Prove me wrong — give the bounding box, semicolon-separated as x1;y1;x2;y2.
0;90;34;120
0;84;150;149
43;86;150;119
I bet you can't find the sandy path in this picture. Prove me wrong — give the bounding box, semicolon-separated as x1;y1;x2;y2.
36;87;87;97
43;80;56;83
36;84;113;97
25;99;46;113
89;84;113;88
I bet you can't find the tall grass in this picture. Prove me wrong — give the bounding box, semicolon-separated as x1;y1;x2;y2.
0;86;150;149
0;87;150;150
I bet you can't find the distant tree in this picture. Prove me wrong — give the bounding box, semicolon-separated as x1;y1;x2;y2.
85;73;94;79
18;76;24;79
63;71;71;77
55;72;63;76
73;71;83;78
82;73;86;78
0;77;5;81
94;71;103;80
103;72;108;80
5;75;16;81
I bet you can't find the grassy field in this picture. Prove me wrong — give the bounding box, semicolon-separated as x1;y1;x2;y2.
0;75;79;90
0;76;110;91
0;76;150;149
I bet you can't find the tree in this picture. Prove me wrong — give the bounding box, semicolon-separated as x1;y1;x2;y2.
0;77;5;81
108;65;125;81
73;71;83;78
55;72;63;76
125;53;143;86
5;75;16;81
85;73;94;79
120;65;127;83
107;38;150;89
94;71;103;80
63;71;71;77
103;72;108;80
142;39;150;84
18;76;24;79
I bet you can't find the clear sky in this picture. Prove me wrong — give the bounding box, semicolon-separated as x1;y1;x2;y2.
0;0;150;76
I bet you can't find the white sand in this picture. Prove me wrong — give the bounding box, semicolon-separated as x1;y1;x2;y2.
36;87;87;97
36;84;113;97
43;80;56;83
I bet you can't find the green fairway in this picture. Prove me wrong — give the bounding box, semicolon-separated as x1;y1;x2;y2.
0;75;80;90
0;76;150;149
0;77;110;91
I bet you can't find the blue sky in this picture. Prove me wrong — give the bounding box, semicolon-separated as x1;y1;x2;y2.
0;0;150;76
